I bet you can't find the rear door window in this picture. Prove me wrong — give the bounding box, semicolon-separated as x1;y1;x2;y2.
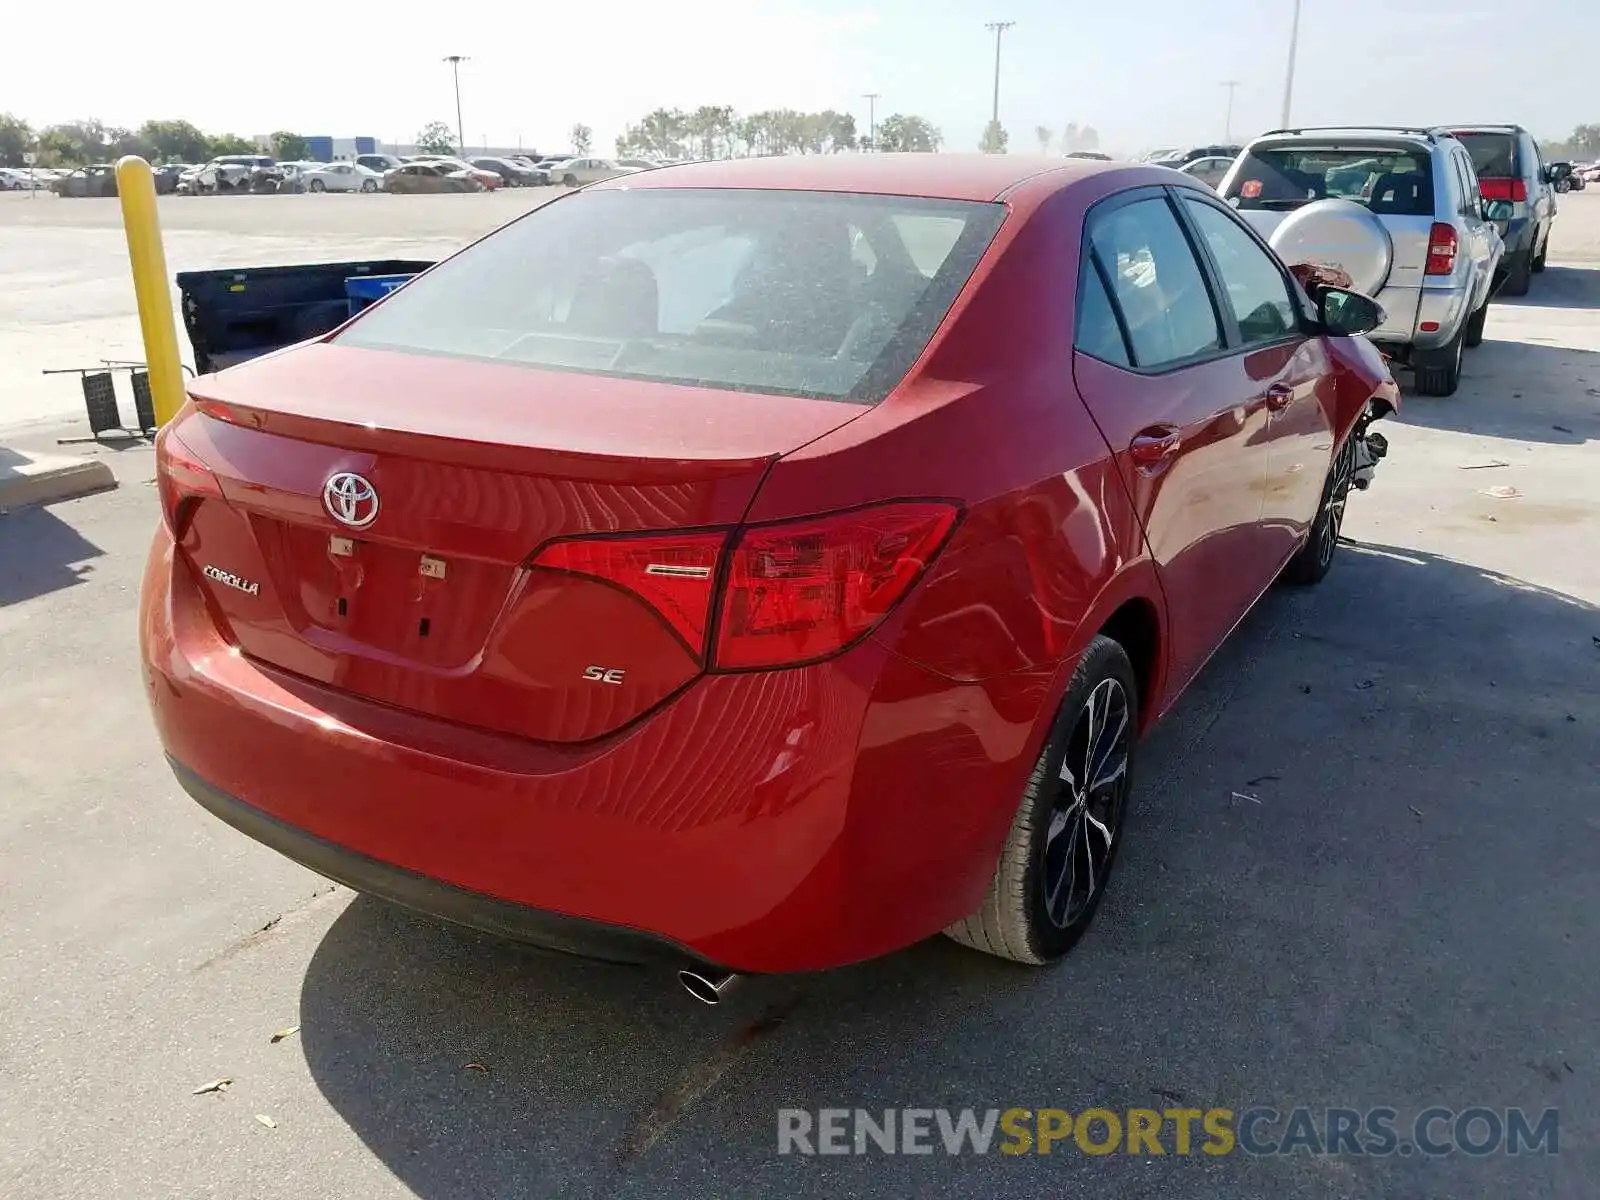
1224;146;1435;215
1085;197;1222;369
1074;259;1132;367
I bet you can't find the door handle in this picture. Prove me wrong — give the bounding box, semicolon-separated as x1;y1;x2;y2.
1262;383;1294;413
1129;425;1182;467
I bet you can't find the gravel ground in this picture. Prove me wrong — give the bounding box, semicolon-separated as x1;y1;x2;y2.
1;183;1596;1200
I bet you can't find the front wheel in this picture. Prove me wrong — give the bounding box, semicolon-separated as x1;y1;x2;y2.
945;635;1138;964
309;179;326;193
563;173;577;187
1283;434;1356;586
361;179;377;192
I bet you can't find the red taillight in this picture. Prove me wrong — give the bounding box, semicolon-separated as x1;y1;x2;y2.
155;423;222;537
1425;223;1458;276
528;501;959;670
1478;177;1526;203
713;502;959;670
532;531;725;654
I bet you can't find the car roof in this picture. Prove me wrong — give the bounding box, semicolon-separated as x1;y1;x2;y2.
592;152;1122;201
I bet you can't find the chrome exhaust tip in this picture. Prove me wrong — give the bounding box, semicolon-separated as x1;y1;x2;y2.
678;968;742;1005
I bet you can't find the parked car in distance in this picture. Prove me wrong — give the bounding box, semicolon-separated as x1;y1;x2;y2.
50;165;119;197
1065;151;1113;161
545;157;638;186
355;153;405;175
1221;126;1504;395
414;157;501;189
1447;124;1556;296
470;156;546;186
382;162;486;193
1177;155;1235;189
615;158;665;171
142;154;1399;990
299;162;383;193
0;166;50;190
1158;144;1243;166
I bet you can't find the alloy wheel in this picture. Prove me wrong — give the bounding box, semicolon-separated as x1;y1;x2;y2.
1042;676;1132;929
1316;438;1356;568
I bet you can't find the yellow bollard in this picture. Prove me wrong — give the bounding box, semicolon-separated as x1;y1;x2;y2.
115;155;186;427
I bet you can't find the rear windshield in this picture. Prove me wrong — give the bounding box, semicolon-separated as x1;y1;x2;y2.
335;188;1006;403
1453;132;1517;178
1224;145;1435;215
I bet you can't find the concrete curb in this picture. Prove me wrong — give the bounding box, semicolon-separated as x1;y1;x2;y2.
0;449;118;512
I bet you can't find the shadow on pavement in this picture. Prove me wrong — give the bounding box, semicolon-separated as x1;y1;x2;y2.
0;483;105;607
1494;264;1600;312
298;539;1597;1200
1396;338;1600;445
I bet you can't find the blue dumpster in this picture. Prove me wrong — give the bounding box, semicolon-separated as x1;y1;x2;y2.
345;273;417;315
175;259;434;373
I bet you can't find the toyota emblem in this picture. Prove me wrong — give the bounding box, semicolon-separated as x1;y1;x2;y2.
323;472;380;529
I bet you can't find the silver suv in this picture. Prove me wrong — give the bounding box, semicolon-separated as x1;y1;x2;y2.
1219;126;1503;396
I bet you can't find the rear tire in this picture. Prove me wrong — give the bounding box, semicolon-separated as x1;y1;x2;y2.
309;179;326;193
1463;299;1488;348
563;173;577;187
945;635;1138;965
1414;324;1465;396
1283;433;1356;586
1500;249;1532;297
1532;232;1548;273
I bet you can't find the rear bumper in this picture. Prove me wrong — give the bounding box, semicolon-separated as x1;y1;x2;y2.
141;533;1046;973
168;756;720;968
1370;283;1471;353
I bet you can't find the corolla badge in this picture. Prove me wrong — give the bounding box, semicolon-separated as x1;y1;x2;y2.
323;472;380;529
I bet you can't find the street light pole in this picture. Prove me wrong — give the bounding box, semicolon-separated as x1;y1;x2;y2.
443;55;469;154
862;92;880;151
1280;0;1302;128
1221;80;1241;142
985;21;1015;127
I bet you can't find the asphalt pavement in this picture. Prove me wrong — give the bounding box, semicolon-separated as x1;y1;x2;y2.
1;187;1596;1200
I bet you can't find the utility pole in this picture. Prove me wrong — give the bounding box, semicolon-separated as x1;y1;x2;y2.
1280;0;1302;128
862;92;880;151
1221;80;1241;142
443;55;469;154
985;21;1015;126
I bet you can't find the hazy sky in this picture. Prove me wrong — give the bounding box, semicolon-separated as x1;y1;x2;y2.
7;0;1596;156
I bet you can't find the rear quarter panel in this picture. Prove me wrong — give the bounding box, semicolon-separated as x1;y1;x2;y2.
749;178;1164;696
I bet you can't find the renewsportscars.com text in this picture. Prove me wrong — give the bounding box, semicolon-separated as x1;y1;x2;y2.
777;1106;1560;1157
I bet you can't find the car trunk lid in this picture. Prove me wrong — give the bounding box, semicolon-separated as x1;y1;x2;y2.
171;342;866;743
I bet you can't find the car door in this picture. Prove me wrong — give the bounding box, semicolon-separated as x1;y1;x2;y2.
1177;191;1334;568
1523;132;1557;248
1070;187;1279;695
1451;148;1497;304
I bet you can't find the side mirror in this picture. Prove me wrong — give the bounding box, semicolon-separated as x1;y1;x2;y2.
1319;288;1385;337
1482;198;1514;223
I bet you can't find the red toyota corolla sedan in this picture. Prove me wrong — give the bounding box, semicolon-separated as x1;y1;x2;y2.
141;154;1397;994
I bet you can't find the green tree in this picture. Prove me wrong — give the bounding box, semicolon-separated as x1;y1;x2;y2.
875;113;941;153
979;120;1009;154
206;132;258;157
0;112;35;167
1035;125;1053;153
618;108;690;159
415;120;456;155
270;131;310;161
137;119;208;163
570;123;593;155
